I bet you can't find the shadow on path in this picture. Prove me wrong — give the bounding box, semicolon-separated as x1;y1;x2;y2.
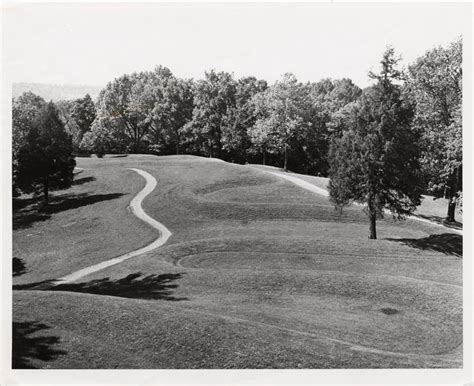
14;272;188;301
13;193;125;230
386;233;462;257
12;321;66;369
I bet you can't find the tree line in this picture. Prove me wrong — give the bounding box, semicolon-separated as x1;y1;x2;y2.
12;38;462;237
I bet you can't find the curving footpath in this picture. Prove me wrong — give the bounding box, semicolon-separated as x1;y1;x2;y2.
54;168;172;285
268;171;329;197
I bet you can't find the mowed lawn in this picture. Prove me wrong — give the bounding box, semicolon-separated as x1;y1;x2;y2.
12;155;462;369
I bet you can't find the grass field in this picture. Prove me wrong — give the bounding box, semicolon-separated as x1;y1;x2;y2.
12;154;462;369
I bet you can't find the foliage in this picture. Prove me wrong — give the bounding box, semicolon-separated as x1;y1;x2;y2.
148;76;194;155
86;67;195;156
15;36;458;196
328;48;424;239
90;71;160;153
56;95;96;152
298;78;362;175
16;102;75;202
12;92;47;195
220;77;268;163
184;70;237;158
55;99;75;133
407;37;462;221
249;73;309;170
80;115;130;156
70;94;96;150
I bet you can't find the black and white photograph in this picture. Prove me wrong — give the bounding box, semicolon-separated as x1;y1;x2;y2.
1;1;472;383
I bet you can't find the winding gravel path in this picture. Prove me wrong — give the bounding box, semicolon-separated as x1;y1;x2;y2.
55;168;172;284
268;171;329;197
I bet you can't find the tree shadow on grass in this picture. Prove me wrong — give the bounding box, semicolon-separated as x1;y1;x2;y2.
43;193;125;214
14;272;188;301
72;176;96;186
106;154;129;158
13;193;125;230
13;257;27;277
413;214;463;230
386;233;462;257
12;321;66;369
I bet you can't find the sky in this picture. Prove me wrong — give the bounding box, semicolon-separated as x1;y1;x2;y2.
2;2;470;89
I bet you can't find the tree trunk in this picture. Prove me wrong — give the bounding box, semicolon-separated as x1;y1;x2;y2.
445;166;461;223
368;195;377;239
447;198;456;223
262;149;266;165
369;212;377;239
176;142;180;155
283;144;288;172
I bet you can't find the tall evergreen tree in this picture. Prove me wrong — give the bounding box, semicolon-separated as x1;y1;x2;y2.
12;92;47;195
16;102;75;203
328;48;424;239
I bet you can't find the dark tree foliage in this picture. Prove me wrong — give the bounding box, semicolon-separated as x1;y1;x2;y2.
12;92;47;195
328;48;424;239
295;78;362;176
407;37;462;222
16;102;76;203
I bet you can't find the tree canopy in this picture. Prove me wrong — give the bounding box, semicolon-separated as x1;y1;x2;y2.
407;37;462;221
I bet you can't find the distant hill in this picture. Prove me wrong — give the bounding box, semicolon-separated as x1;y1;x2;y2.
12;82;103;102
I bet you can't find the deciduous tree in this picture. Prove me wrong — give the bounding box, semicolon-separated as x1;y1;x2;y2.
93;71;161;153
149;76;194;155
185;70;237;158
407;37;462;222
250;73;308;171
221;77;267;163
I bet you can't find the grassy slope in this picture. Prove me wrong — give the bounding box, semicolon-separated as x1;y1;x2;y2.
13;166;157;284
13;155;462;369
250;164;463;224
